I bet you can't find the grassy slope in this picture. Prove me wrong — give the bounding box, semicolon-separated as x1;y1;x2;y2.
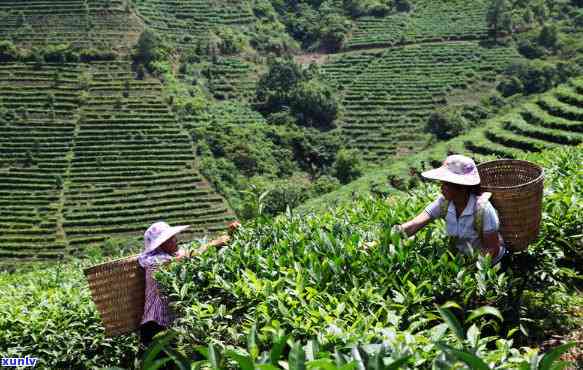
298;77;583;214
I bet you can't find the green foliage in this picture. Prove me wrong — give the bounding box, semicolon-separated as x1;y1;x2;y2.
345;0;393;17
0;40;18;61
318;12;352;52
209;27;250;55
191;109;346;217
78;48;118;62
425;105;490;140
257;58;339;129
538;24;559;50
289;80;339;129
133;29;170;73
37;44;80;63
0;261;138;369
498;60;581;96
487;0;513;41
517;39;546;59
394;0;412;12
155;148;581;353
333;148;363;184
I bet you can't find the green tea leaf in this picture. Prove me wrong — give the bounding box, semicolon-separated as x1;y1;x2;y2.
437;306;465;344
437;343;489;370
288;340;306;370
385;355;412;370
467;306;503;323
538;342;576;370
226;349;255;370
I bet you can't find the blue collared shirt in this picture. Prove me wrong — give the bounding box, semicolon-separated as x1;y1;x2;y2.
424;194;506;263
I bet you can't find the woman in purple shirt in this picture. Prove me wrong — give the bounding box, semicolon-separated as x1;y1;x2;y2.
138;220;240;349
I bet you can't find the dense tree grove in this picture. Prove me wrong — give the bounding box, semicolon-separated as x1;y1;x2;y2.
256;58;339;130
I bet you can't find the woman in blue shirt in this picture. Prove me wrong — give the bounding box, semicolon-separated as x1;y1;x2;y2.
396;155;507;264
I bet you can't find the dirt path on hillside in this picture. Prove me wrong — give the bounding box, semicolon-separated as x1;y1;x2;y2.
294;53;331;65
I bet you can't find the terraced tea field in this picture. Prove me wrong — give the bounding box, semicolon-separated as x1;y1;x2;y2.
206;58;258;101
322;42;521;161
183;101;266;129
346;0;490;50
0;61;235;263
0;0;142;52
457;78;583;159
134;0;254;47
0;63;80;261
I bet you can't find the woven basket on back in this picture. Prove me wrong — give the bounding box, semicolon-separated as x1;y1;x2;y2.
84;255;145;337
477;159;544;252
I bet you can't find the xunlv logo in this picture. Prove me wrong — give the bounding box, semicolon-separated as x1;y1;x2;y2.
1;356;38;367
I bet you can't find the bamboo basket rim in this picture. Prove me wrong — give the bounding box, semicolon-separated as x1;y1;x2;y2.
477;159;544;190
83;254;142;277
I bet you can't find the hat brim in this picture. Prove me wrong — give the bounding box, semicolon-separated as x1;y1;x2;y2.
146;225;190;253
421;166;480;186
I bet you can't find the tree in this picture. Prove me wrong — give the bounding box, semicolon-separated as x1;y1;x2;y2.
136;63;145;80
395;0;412;12
538;24;559;50
487;0;512;42
517;39;545;59
425;108;467;140
257;58;338;129
333;148;363;184
497;76;523;97
0;40;17;61
134;29;167;69
289;80;338;129
256;58;306;107
319;13;351;52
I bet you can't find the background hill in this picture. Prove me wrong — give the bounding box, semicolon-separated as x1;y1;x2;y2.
0;0;581;264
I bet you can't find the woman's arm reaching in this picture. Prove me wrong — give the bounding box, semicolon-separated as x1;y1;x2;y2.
398;210;432;237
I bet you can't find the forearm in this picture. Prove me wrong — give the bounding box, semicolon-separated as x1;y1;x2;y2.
400;211;432;237
401;220;421;237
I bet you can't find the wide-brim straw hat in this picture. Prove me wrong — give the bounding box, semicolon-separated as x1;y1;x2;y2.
144;221;190;253
421;154;480;186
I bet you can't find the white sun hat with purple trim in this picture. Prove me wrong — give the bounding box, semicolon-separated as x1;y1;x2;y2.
144;221;190;253
421;155;480;186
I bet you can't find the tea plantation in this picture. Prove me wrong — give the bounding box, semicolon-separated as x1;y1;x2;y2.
134;0;255;48
0;61;236;264
321;42;521;161
0;0;142;52
299;77;583;213
346;0;490;50
0;145;580;369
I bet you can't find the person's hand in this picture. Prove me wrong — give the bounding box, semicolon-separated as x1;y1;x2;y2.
212;234;231;248
175;248;190;260
392;224;407;238
228;221;241;235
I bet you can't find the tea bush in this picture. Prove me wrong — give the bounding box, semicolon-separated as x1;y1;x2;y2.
156;148;581;356
0;259;139;369
0;148;579;369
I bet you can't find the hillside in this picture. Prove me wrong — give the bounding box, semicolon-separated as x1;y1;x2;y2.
0;0;143;53
0;61;236;264
321;42;520;160
0;0;581;264
299;76;583;213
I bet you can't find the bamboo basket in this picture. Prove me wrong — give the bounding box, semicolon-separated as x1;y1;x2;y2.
478;159;544;252
84;255;145;337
